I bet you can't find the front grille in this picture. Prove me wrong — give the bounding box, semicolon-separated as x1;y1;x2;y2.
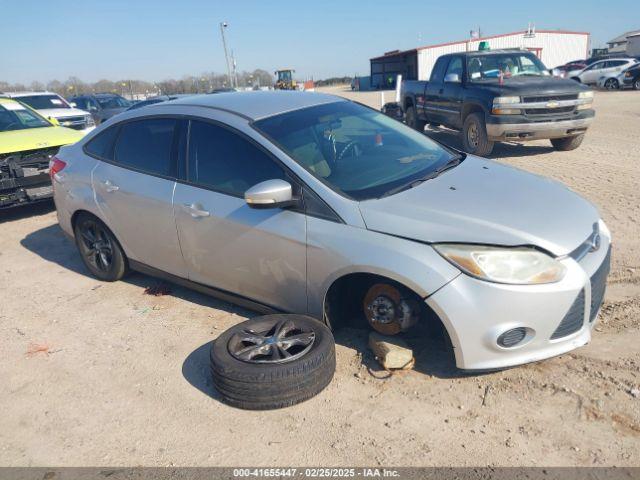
58;116;87;130
589;247;611;322
551;290;585;340
525;106;575;115
522;94;578;103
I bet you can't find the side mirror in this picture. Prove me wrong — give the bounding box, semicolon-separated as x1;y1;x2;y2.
245;179;296;209
444;73;461;83
48;117;60;126
69;102;77;107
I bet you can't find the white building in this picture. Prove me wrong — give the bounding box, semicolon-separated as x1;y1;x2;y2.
370;29;590;88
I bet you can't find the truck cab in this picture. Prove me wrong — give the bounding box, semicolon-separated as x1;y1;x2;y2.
400;49;595;155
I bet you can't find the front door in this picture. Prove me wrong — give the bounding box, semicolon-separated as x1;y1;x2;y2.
173;119;307;313
440;56;465;128
92;117;187;278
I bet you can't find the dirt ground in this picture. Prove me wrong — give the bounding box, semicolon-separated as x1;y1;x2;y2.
1;88;638;467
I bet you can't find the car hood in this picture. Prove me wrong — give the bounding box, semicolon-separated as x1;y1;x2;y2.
0;126;84;155
37;108;90;119
478;76;591;96
358;156;599;256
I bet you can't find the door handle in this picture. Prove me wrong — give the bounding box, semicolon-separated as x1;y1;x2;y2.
183;203;210;218
102;180;119;193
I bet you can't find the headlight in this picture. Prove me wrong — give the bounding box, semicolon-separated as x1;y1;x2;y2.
433;244;567;285
493;96;520;104
85;115;95;127
578;91;594;99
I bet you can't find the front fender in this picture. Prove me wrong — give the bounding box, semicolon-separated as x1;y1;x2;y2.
305;217;461;318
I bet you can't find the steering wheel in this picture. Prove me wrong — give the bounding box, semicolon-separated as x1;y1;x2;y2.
337;140;362;162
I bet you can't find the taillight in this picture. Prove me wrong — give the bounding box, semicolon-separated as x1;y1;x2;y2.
49;156;67;180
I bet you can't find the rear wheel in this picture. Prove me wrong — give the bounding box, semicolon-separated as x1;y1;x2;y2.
462;113;494;156
634;78;640;90
74;213;127;281
550;134;585;151
604;78;619;90
405;105;426;132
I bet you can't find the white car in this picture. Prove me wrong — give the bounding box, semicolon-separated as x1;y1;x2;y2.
7;91;95;134
571;58;639;86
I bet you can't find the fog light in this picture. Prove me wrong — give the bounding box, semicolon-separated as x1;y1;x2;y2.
497;327;527;348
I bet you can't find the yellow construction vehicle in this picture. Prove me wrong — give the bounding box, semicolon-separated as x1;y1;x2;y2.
274;69;297;90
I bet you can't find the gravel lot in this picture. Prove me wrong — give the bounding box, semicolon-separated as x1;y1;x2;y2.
1;88;638;467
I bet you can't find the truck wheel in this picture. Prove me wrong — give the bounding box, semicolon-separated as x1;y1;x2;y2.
73;213;128;281
210;315;336;410
405;106;426;132
550;135;585;151
462;113;494;156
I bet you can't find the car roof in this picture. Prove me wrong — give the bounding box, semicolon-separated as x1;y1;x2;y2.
6;91;58;97
442;48;529;58
163;90;345;121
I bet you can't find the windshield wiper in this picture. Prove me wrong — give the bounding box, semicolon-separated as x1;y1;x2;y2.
379;154;465;198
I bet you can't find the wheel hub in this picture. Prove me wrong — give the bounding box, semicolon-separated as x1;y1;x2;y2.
369;295;396;324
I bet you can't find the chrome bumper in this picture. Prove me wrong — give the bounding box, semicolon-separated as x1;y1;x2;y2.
486;116;594;141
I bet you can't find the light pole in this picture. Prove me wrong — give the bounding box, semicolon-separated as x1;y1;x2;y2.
219;22;234;88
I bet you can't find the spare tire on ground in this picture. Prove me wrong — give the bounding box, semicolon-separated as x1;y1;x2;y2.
210;314;336;410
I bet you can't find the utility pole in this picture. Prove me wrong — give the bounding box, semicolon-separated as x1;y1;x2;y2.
219;22;234;88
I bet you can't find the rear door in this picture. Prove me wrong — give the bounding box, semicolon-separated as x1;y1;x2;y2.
173;119;307;313
91;117;187;278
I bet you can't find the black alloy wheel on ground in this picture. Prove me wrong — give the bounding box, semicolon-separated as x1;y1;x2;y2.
74;213;128;281
210;315;336;410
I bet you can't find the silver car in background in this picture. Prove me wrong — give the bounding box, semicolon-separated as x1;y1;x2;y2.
51;91;611;370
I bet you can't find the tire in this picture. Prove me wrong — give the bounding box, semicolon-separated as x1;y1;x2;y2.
210;315;336;410
405;105;426;132
462;112;494;156
571;77;581;83
550;134;585;151
634;78;640;90
604;78;619;90
73;213;128;281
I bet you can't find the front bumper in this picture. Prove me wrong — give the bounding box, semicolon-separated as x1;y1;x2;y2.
426;226;611;370
486;112;594;141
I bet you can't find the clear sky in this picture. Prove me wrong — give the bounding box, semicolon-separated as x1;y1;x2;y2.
1;0;637;84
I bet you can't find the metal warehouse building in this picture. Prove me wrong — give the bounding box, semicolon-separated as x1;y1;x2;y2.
370;29;590;88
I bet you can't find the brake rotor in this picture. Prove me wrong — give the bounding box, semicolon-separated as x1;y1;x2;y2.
363;283;419;335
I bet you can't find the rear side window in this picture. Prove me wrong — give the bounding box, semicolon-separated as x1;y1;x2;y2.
84;126;120;160
187;120;285;197
113;118;177;177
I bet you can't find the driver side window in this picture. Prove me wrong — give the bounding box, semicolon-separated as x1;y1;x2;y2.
187;120;286;197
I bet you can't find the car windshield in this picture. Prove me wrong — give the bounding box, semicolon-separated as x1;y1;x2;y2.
16;94;70;110
0;102;51;132
253;101;458;200
97;96;130;109
467;53;548;81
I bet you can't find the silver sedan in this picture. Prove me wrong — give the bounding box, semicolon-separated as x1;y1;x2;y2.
51;91;611;370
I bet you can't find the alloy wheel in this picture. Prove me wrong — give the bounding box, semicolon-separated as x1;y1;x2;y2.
228;318;316;364
79;220;114;272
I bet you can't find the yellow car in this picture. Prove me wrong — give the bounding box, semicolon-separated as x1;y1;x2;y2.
1;96;83;209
